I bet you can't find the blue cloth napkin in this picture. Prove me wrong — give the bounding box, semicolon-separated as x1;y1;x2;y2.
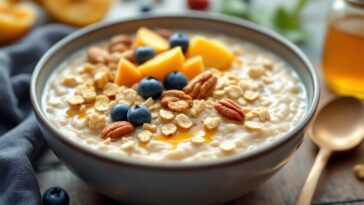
0;25;74;205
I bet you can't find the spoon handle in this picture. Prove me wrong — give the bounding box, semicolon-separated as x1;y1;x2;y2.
295;148;332;205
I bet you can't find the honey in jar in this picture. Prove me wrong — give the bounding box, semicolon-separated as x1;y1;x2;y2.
322;0;364;98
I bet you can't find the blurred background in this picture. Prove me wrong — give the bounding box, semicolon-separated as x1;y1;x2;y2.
0;0;329;80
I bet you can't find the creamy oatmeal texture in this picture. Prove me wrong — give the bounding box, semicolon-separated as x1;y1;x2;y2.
43;28;307;162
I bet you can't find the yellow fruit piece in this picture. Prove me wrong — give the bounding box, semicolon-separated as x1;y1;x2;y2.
187;35;234;70
42;0;112;27
134;27;169;53
115;58;143;87
138;47;184;81
0;2;36;44
181;56;205;80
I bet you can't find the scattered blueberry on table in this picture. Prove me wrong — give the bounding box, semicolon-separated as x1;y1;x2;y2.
164;71;188;90
111;103;130;122
138;76;164;99
135;46;156;64
42;187;70;205
139;3;153;13
127;105;152;126
169;32;189;53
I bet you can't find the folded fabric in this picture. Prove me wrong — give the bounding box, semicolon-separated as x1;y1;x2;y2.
0;25;74;205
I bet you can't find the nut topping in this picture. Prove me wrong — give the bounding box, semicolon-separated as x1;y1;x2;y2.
108;34;133;52
100;121;135;139
156;28;173;39
87;47;109;64
160;90;192;112
183;71;217;99
214;98;245;122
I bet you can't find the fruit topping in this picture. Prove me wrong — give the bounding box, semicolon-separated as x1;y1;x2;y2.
138;47;184;81
111;104;130;122
135;46;156;64
181;56;205;80
115;58;143;87
169;32;189;53
127;105;152;126
134;27;169;53
187;35;233;70
138;77;164;99
164;71;188;90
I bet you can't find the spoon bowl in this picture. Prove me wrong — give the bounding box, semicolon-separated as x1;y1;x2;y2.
311;96;364;151
296;96;364;205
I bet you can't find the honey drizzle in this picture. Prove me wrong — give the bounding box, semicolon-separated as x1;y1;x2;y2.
152;127;217;149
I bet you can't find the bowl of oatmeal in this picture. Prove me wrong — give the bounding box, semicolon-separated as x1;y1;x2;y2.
31;13;319;205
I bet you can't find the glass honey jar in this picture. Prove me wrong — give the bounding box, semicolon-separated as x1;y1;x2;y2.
322;0;364;98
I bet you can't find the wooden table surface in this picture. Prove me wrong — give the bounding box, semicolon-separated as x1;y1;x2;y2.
35;0;364;204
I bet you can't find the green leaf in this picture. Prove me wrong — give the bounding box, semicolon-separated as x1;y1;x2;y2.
293;0;309;18
221;0;250;19
273;7;299;31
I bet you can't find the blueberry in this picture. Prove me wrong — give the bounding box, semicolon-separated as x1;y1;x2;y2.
135;46;156;64
127;105;151;126
139;3;152;13
138;77;164;99
111;103;130;122
169;33;189;53
164;71;188;90
43;187;70;205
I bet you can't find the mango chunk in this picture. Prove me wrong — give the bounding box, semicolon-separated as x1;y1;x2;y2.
138;47;184;81
181;56;205;80
0;2;36;44
115;58;143;87
187;36;234;70
134;27;169;53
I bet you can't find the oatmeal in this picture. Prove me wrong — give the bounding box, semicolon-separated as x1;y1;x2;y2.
42;27;307;162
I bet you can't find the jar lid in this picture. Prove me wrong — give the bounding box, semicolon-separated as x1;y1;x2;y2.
347;0;364;8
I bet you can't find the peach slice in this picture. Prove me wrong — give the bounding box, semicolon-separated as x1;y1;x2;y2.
187;35;234;70
0;1;36;44
115;58;143;87
134;27;169;53
41;0;112;27
181;56;205;80
138;47;184;81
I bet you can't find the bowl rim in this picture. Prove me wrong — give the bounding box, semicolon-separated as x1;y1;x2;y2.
31;12;320;170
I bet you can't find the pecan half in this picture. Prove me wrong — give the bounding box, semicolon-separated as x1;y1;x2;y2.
108;34;133;52
87;47;109;64
121;49;136;63
183;71;217;99
160;90;192;112
155;28;173;39
214;98;245;122
100;121;135;139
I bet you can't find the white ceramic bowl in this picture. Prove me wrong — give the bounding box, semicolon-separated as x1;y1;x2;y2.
31;13;320;205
